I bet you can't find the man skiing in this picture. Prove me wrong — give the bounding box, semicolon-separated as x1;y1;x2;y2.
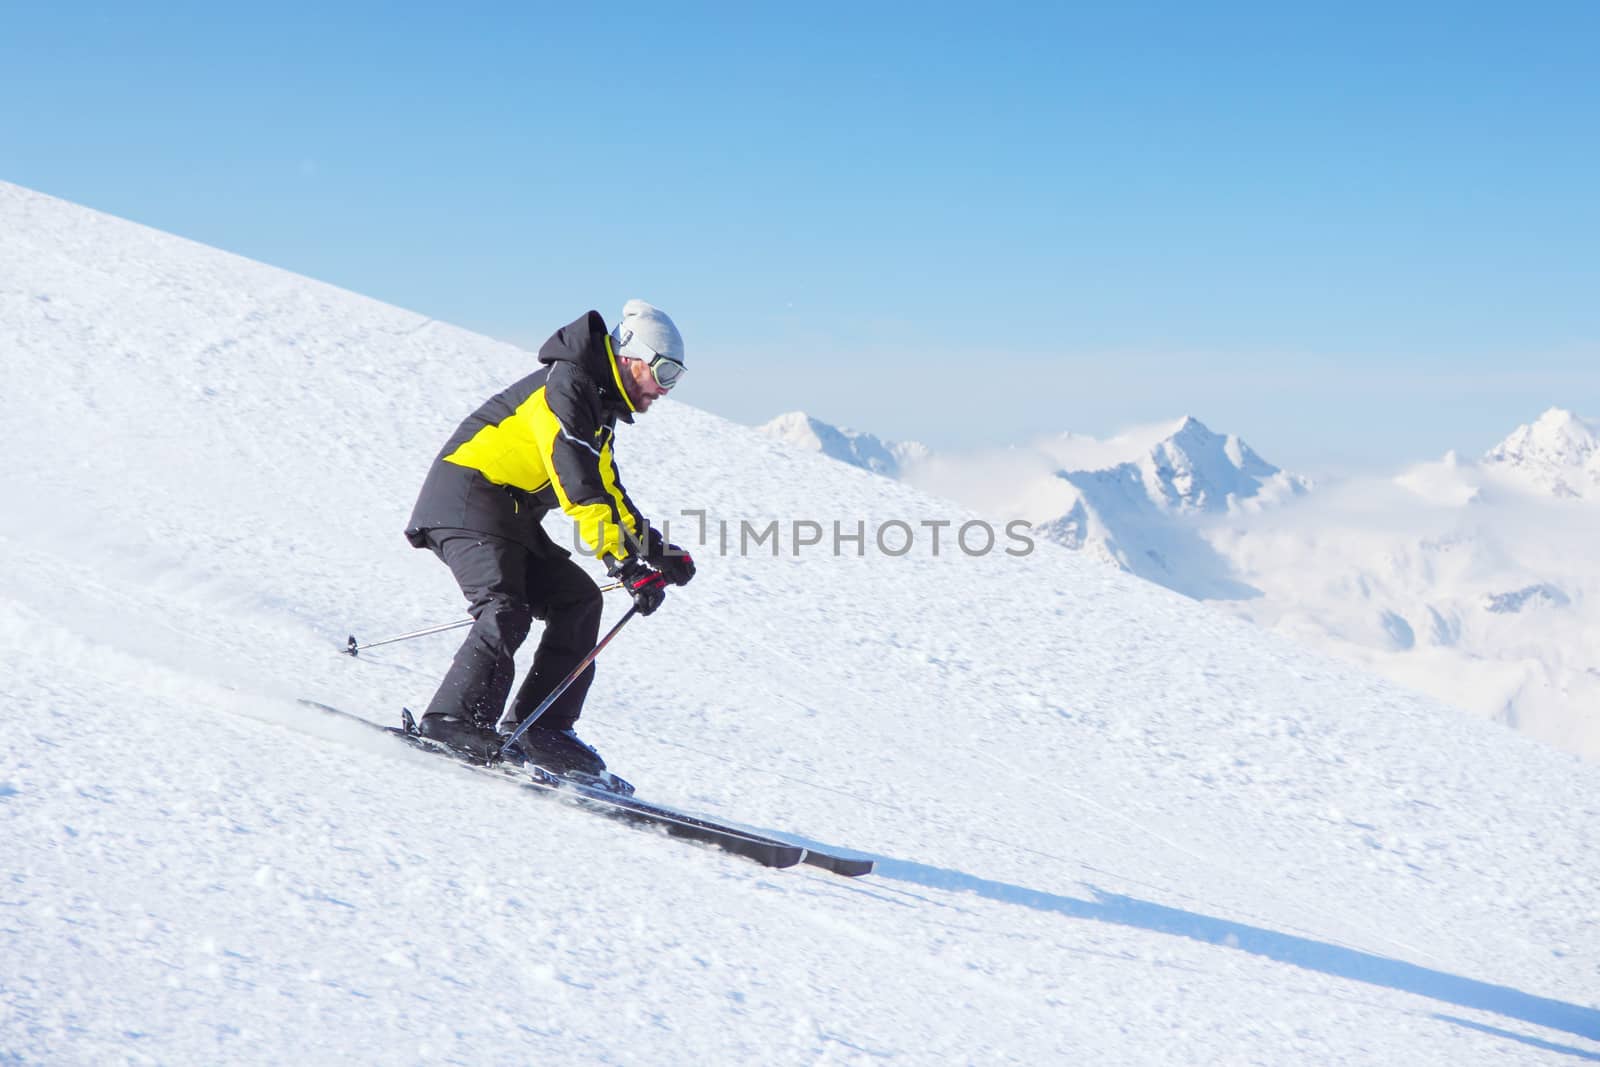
404;299;695;775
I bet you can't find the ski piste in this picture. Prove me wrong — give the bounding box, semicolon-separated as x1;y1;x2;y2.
299;700;874;877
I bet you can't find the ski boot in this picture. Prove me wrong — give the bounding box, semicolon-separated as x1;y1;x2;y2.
417;712;504;762
515;726;634;795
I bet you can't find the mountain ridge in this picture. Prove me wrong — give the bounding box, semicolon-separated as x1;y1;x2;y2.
762;405;1600;759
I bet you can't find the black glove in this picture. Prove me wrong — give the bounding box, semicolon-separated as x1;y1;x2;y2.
611;557;667;616
644;526;696;587
651;545;696;587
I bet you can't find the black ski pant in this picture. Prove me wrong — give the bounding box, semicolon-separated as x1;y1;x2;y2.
421;528;604;732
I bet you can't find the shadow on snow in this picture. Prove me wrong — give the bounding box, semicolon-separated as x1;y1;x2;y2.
871;855;1600;1049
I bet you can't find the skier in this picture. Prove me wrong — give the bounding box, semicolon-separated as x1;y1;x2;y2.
403;300;696;774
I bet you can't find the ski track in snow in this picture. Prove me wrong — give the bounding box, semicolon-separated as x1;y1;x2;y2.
3;180;1599;1064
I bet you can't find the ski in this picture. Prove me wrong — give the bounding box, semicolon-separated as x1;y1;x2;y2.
537;763;876;878
299;700;872;877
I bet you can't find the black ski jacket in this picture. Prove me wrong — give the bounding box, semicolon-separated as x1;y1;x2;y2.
405;311;648;564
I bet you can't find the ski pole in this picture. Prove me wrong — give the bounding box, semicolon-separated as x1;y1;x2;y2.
344;581;624;656
344;619;471;656
499;604;638;760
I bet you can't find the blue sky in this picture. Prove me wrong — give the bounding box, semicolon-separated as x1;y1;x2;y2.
4;3;1597;471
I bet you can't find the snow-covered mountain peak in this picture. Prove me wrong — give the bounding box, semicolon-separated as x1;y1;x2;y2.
1032;415;1296;504
1010;416;1309;600
1483;407;1600;498
1168;413;1207;439
1140;415;1292;513
757;410;929;477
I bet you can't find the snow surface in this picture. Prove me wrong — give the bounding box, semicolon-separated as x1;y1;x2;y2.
3;180;1599;1065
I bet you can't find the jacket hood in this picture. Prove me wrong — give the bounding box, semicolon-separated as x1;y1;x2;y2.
537;310;638;423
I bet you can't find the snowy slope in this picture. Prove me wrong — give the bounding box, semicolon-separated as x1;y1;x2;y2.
3;181;1599;1065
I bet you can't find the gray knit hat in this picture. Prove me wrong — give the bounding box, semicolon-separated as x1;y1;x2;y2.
610;299;685;366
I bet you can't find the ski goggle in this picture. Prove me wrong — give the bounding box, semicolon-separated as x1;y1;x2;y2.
616;329;687;391
647;353;686;391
